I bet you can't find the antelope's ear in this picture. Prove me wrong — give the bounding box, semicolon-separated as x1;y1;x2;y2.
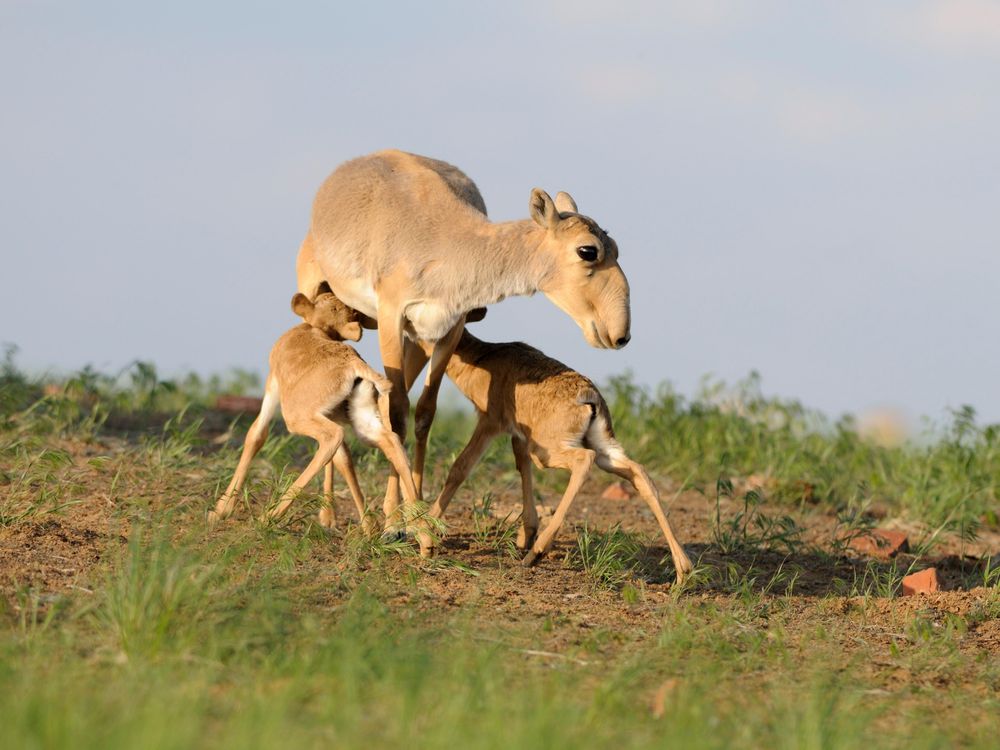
465;307;488;324
341;321;363;342
529;188;559;229
290;293;314;319
554;191;578;214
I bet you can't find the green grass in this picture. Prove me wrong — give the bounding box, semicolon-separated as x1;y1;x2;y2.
2;356;1000;748
566;523;646;589
3;524;998;750
603;372;1000;531
6;352;999;532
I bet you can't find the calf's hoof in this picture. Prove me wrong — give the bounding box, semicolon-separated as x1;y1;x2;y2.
317;507;337;530
516;526;537;551
381;527;407;544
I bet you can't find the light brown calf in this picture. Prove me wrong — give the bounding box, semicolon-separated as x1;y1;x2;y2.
209;290;428;550
429;332;693;583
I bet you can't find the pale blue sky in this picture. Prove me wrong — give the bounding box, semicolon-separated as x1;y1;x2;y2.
2;1;998;421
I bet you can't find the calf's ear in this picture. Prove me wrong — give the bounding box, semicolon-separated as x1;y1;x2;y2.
465;307;488;324
341;321;363;342
291;293;314;319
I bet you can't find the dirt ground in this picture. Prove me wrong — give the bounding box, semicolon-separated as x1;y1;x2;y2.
5;427;1000;670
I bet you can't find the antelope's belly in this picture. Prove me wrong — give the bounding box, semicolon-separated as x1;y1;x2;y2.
327;277;378;320
404;301;462;343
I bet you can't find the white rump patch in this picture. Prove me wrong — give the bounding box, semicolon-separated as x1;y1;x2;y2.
348;380;385;443
585;413;626;461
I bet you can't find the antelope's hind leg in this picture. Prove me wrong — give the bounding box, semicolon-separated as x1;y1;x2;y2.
347;375;430;551
210;377;279;526
595;449;693;584
522;448;596;567
332;443;378;535
318;460;338;529
264;421;344;523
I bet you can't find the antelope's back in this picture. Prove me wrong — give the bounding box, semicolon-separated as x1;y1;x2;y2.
305;151;488;313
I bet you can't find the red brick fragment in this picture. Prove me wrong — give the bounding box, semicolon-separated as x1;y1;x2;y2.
601;481;633;501
846;529;909;559
901;567;939;596
215;395;264;414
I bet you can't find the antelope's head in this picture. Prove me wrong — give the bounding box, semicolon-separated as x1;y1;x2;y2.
530;188;631;349
291;286;363;342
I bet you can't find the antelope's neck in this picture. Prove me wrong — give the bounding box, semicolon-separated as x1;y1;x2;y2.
398;219;551;343
461;220;550;307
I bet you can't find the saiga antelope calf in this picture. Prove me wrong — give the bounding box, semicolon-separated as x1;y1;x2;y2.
429;332;693;584
209;289;428;550
295;150;632;515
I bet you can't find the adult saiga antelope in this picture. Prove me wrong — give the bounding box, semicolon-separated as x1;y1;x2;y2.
295;150;632;519
428;331;693;584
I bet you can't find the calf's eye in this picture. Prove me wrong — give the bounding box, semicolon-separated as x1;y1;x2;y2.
576;245;598;262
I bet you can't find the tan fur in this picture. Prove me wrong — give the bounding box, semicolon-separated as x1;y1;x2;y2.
428;331;693;584
294;149;632;510
209;292;430;552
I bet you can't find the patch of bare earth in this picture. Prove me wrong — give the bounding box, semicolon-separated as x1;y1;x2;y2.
3;434;999;671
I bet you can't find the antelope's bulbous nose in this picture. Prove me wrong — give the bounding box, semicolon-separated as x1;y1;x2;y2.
614;334;631;349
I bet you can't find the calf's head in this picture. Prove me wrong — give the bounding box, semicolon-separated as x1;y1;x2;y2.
290;288;363;342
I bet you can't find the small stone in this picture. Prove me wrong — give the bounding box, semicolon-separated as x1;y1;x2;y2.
215;395;264;414
901;567;939;596
846;529;909;559
601;481;632;501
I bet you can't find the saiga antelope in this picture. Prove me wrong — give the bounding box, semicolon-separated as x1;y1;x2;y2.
295;150;632;521
209;289;427;549
428;331;693;584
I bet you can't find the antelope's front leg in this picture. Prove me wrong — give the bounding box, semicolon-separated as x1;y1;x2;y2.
511;435;538;551
412;321;466;498
375;307;410;535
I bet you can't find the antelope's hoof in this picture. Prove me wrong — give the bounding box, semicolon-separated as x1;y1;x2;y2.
516;527;538;551
522;550;541;568
317;507;336;530
381;528;407;544
207;509;221;528
360;517;379;537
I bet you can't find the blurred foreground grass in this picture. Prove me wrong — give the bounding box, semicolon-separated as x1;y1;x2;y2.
3;520;998;750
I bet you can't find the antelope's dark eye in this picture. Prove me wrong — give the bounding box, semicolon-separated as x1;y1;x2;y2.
576;245;598;262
